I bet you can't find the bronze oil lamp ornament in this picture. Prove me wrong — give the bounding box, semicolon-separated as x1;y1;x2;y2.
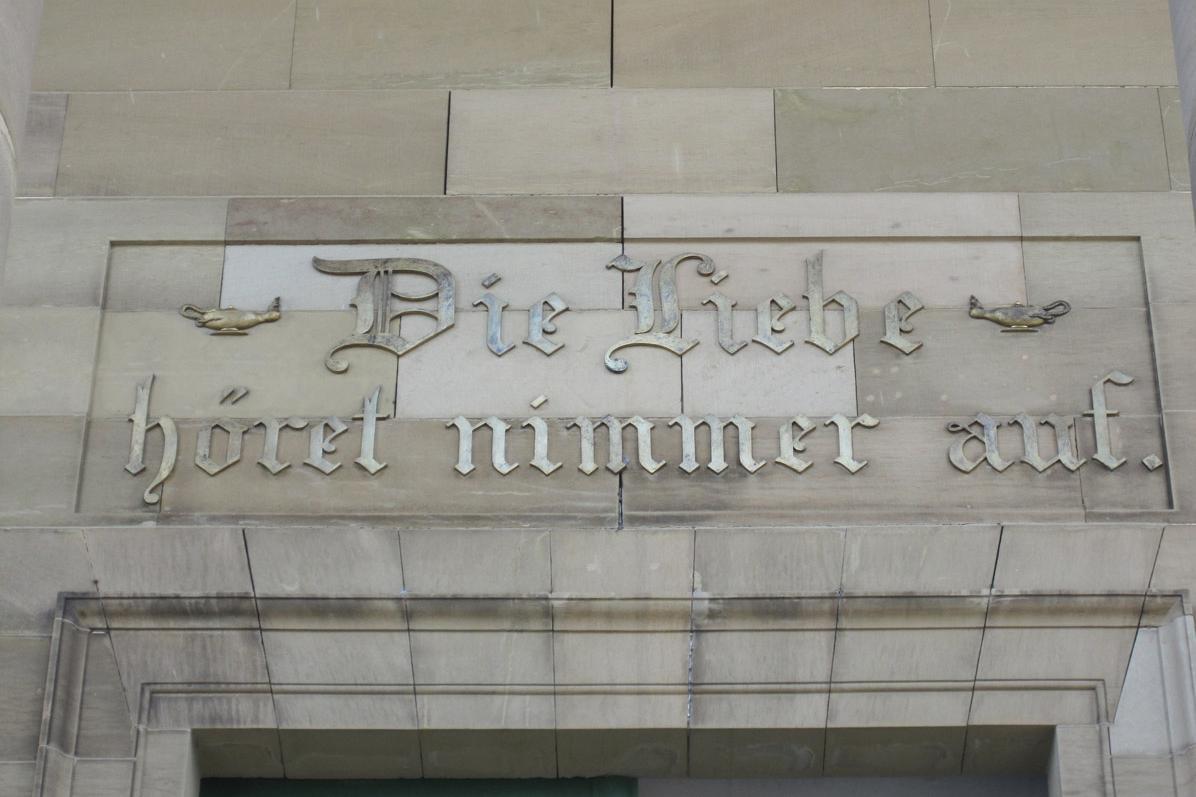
179;297;282;335
968;295;1070;332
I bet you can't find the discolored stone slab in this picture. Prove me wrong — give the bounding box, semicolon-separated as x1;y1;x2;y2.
776;88;1170;193
33;0;296;90
448;89;776;194
929;0;1178;87
57;91;448;197
15;93;66;197
686;728;824;777
823;726;966;776
225;196;622;243
279;729;421;777
292;0;609;89
614;0;932;88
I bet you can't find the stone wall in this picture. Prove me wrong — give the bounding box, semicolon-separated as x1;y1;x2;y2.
1;2;1195;796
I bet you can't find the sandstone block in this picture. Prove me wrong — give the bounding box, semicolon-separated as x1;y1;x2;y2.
776;88;1170;192
614;0;931;88
57;91;448;196
448;90;775;194
929;0;1178;86
0;416;84;516
34;0;295;90
4;198;227;308
246;527;403;597
226;196;622;244
292;0;609;89
85;527;252;596
0;308;99;414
